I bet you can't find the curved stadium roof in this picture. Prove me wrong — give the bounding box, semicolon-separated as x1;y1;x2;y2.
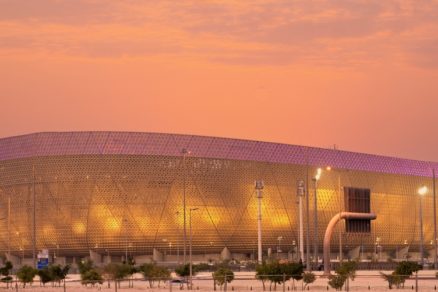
0;131;436;177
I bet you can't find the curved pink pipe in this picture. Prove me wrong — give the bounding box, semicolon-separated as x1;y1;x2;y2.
323;212;377;275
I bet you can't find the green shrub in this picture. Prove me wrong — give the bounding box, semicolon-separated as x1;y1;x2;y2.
17;265;37;288
139;263;170;288
213;267;234;288
78;260;102;286
81;269;103;286
328;274;347;291
302;272;316;289
0;261;13;288
380;272;403;289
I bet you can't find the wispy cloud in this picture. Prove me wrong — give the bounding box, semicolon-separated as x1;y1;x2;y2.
0;0;438;67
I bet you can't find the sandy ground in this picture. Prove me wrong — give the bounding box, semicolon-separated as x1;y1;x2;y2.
4;270;438;291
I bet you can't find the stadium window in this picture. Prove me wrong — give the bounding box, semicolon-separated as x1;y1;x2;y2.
344;187;371;233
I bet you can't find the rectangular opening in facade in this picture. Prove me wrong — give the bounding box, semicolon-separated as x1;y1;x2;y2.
344;187;371;233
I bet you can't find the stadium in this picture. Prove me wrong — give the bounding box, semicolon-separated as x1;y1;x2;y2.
0;132;436;266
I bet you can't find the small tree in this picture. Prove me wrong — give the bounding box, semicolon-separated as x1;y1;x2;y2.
328;274;347;291
78;259;103;287
336;261;357;291
126;256;137;288
380;272;403;289
266;261;283;290
302;272;316;290
175;263;196;288
255;263;270;291
153;265;170;288
285;262;304;290
213;267;234;290
102;263;131;289
49;264;70;286
139;263;157;288
17;265;37;288
81;269;103;287
38;268;53;286
0;261;13;288
394;261;421;288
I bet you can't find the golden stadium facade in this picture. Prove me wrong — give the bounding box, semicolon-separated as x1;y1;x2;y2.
0;132;436;263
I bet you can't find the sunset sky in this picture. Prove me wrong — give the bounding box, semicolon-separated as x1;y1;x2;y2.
1;1;438;161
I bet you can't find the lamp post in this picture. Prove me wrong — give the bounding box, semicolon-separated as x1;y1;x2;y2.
182;149;190;265
176;211;180;264
325;166;345;262
432;169;437;270
418;186;428;267
312;168;322;269
189;207;199;290
296;180;305;263
292;240;296;261
255;180;264;264
277;236;283;257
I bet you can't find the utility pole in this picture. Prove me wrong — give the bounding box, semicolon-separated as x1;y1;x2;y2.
313;168;322;269
433;169;437;270
189;208;198;290
255;180;264;264
7;195;10;256
306;168;310;270
297;180;305;262
182;149;190;265
32;164;36;268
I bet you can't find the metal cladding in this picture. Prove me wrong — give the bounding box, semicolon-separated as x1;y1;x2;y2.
0;132;436;257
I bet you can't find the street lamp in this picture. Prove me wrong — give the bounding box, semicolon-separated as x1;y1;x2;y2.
325;166;345;262
189;207;199;290
292;240;296;261
176;211;181;264
255;180;264;264
312;168;322;269
418;186;428;267
182;148;191;265
277;236;283;256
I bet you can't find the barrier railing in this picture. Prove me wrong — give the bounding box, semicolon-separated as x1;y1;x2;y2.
5;273;438;291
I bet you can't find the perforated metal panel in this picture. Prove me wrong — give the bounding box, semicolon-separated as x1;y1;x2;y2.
0;132;435;257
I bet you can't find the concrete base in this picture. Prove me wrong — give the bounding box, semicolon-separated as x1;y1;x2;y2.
153;248;163;262
89;250;102;265
221;247;231;261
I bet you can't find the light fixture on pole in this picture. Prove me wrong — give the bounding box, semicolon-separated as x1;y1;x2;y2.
432;169;437;270
182;148;191;265
296;180;305;263
312;168;322;269
325;166;344;262
255;180;264;264
277;236;283;256
175;211;181;264
189;207;199;290
418;186;428;267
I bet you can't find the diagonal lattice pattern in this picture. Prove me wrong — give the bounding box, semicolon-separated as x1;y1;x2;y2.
0;132;435;257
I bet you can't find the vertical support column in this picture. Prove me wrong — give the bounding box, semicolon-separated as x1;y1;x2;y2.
305;169;310;270
255;180;264;264
433;168;437;270
297;180;305;263
182;149;188;265
313;178;318;268
32;164;36;269
419;194;424;267
7;195;10;257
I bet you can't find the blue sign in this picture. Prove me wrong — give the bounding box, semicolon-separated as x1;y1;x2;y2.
37;258;49;270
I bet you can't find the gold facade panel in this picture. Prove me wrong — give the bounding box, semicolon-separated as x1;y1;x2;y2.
0;154;434;257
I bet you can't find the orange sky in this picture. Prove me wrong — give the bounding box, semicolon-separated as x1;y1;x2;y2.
1;0;438;161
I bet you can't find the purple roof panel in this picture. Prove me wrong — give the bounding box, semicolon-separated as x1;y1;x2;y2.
0;131;437;178
185;135;213;158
